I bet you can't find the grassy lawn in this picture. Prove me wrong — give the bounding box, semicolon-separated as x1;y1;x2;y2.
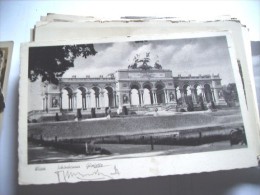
28;108;243;141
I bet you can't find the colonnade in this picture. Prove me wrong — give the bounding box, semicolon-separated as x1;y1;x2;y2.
127;88;176;106
178;85;221;105
42;83;223;112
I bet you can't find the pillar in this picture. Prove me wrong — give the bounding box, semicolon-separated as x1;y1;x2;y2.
201;88;207;102
68;96;70;110
114;91;117;108
42;98;45;111
190;87;197;104
82;93;86;109
60;93;63;110
150;90;154;105
129;90;132;105
164;89;168;104
213;88;219;103
138;90;141;105
211;89;216;102
86;92;91;108
179;88;186;105
99;91;104;108
45;95;49;112
73;93;77;109
139;89;144;105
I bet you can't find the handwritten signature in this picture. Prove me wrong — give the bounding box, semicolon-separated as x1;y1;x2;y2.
55;166;120;182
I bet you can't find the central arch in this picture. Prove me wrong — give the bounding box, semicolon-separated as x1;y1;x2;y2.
130;82;141;106
143;82;153;105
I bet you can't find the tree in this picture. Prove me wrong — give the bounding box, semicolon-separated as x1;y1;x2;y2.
29;44;97;85
222;83;238;106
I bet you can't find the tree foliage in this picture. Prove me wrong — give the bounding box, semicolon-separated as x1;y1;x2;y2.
29;44;97;85
222;83;238;106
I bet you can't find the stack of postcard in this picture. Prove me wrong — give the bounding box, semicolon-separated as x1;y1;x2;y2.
19;14;260;185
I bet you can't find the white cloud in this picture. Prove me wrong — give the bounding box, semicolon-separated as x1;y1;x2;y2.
63;36;235;84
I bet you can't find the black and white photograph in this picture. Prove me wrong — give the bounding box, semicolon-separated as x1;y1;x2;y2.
0;47;7;113
26;35;248;165
0;41;13;130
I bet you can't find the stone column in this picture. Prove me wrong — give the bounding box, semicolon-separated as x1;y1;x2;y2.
86;92;91;108
139;89;144;105
175;88;178;102
211;89;216;102
82;93;86;109
45;94;49;112
73;93;77;109
179;88;186;105
42;97;45;111
138;90;141;105
164;89;168;103
68;94;72;110
190;87;197;104
150;90;154;105
152;89;157;104
113;91;117;108
201;88;207;102
213;88;219;103
128;90;131;105
60;93;63;110
94;92;100;108
99;91;104;108
152;92;156;104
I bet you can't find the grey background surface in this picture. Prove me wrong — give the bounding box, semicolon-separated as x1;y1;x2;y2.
0;1;260;195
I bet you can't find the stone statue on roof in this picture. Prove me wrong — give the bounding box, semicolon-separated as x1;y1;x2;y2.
128;52;162;70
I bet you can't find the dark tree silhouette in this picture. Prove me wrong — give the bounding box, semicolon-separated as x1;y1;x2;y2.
29;44;97;85
222;83;238;106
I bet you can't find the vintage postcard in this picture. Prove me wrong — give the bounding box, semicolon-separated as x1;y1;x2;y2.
19;32;260;185
0;41;13;131
32;19;259;115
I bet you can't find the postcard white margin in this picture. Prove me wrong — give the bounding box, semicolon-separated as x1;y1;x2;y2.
19;31;260;185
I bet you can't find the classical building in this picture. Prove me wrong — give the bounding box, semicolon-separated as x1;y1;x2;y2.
41;62;226;113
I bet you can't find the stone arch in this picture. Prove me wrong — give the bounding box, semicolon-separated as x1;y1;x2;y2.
155;81;166;104
130;81;141;90
76;86;88;110
194;83;203;103
142;81;153;89
143;82;153;105
90;86;101;108
130;88;139;106
155;81;166;89
129;82;141;106
183;84;192;105
104;86;114;107
61;87;74;110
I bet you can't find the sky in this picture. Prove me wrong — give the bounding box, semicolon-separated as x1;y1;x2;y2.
63;36;235;85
